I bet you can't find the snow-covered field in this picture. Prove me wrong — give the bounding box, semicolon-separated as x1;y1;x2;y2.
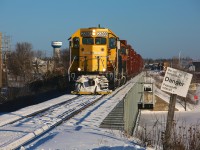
140;84;200;132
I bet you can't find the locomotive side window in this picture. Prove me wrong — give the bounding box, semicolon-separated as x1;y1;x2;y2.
95;37;106;45
82;37;94;45
73;37;80;48
109;37;116;49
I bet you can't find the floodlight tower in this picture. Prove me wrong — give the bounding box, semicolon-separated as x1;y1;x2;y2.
51;41;62;59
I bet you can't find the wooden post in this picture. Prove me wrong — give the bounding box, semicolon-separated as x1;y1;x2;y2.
184;97;187;111
163;94;177;150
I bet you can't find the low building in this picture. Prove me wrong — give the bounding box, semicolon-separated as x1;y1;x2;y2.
192;61;200;72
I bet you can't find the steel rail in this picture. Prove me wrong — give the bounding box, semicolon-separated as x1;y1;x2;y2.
0;95;78;127
0;95;103;149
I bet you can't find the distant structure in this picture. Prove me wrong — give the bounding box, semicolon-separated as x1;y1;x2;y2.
51;41;62;59
192;61;200;72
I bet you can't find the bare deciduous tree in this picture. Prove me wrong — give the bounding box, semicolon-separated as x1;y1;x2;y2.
8;42;34;82
60;48;70;70
34;50;45;59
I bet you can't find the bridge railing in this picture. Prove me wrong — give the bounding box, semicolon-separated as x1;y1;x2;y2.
124;72;144;135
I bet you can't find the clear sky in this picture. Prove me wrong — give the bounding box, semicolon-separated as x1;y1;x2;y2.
0;0;200;59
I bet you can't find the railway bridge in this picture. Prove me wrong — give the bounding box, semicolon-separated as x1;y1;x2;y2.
100;72;145;135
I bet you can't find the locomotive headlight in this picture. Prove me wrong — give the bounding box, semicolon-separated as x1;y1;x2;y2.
78;68;81;71
92;29;96;36
103;68;106;72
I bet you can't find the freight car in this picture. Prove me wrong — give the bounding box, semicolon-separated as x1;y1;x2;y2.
68;26;143;94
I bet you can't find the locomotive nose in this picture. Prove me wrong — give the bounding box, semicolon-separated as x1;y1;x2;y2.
71;75;112;95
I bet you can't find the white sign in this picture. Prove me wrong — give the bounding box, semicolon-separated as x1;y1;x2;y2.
161;67;193;97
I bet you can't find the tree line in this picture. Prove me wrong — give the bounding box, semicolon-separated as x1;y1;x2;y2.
4;42;69;86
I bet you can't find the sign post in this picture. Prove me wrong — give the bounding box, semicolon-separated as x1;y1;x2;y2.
164;93;177;150
161;67;192;150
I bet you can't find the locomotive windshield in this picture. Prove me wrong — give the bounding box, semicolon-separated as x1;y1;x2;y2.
82;37;94;45
95;37;106;45
82;37;106;45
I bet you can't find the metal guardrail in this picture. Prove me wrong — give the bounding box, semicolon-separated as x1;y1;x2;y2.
99;72;144;135
124;73;144;135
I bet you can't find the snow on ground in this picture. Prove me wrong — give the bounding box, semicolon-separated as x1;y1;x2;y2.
0;95;77;127
155;86;188;111
140;82;200;127
138;71;200;149
0;74;149;150
0;71;199;150
147;71;200;112
27;125;145;150
25;75;148;150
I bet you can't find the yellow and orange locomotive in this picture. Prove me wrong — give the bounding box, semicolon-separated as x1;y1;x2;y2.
68;26;143;94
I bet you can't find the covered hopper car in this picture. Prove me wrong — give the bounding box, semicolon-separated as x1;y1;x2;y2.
68;27;143;94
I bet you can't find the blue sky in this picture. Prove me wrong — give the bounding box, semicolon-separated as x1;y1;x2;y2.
0;0;200;59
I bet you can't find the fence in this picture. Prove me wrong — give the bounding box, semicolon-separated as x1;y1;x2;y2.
124;73;144;135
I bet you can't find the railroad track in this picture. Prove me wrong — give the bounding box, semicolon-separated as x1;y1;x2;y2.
0;95;103;149
0;95;77;127
0;79;135;149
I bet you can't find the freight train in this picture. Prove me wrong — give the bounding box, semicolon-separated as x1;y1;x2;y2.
68;26;143;94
